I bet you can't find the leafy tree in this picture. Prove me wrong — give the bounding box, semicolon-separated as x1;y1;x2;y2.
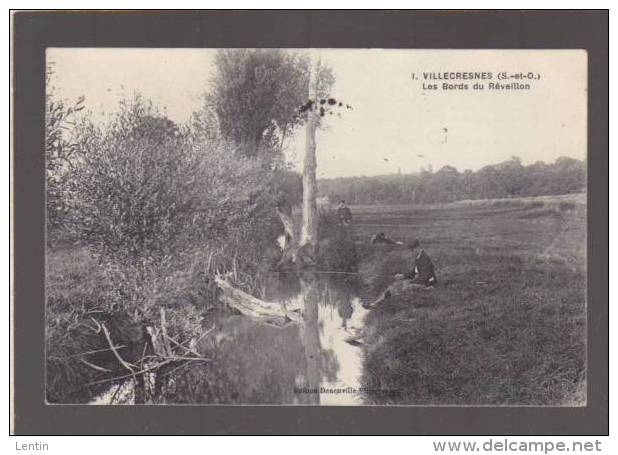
209;49;334;161
494;156;525;197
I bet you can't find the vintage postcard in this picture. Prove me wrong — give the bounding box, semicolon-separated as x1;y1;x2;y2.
44;48;587;407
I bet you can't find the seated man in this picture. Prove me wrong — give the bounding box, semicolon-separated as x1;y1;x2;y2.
394;239;437;287
363;239;437;309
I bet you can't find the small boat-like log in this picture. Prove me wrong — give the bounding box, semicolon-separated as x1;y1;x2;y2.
214;276;301;327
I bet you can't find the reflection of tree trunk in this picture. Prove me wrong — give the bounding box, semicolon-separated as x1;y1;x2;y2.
300;57;320;262
299;275;321;404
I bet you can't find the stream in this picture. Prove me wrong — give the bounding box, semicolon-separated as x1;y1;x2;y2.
89;272;371;405
190;273;370;405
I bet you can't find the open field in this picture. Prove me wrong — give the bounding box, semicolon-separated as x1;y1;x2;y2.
352;194;587;405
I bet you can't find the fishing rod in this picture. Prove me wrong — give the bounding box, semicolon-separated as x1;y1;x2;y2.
266;270;397;278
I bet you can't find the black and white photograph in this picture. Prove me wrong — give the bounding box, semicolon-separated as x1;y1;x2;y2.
42;47;589;407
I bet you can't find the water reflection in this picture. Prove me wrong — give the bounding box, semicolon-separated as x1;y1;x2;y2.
165;273;368;405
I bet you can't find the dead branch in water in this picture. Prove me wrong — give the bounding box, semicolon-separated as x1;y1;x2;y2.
80;358;113;373
159;308;173;357
85;355;212;388
194;323;216;345
78;310;216;403
164;334;202;358
48;345;128;360
85;359;175;386
100;322;137;373
146;355;212;362
109;382;126;404
214;275;301;326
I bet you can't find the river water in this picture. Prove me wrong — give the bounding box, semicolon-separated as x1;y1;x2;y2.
185;273;370;405
89;272;370;405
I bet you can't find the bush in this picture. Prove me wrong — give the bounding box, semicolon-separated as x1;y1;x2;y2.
62;95;284;320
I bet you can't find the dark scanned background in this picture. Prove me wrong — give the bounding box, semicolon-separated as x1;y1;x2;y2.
12;10;608;435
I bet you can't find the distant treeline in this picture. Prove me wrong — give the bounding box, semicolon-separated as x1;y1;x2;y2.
318;156;586;205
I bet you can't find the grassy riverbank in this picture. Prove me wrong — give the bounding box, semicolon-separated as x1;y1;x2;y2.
354;194;586;405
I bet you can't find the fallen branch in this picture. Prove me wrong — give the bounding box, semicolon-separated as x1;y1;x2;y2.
215;276;300;326
48;345;128;360
100;322;137;373
140;354;212;362
86;356;211;387
160;308;173;357
164;334;202;358
159;360;193;379
193;323;216;345
155;356;212;362
80;358;113;373
89;317;103;333
109;382;126;404
146;326;167;357
85;359;175;386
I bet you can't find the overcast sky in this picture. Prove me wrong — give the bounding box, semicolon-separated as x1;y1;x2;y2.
48;48;587;179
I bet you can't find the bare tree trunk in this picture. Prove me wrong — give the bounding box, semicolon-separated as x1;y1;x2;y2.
300;57;320;261
277;207;296;250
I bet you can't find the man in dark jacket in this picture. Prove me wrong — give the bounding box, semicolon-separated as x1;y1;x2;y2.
337;200;352;225
363;239;437;309
395;239;437;287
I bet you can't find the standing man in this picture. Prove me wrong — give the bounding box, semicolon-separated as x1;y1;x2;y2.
337;200;352;225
